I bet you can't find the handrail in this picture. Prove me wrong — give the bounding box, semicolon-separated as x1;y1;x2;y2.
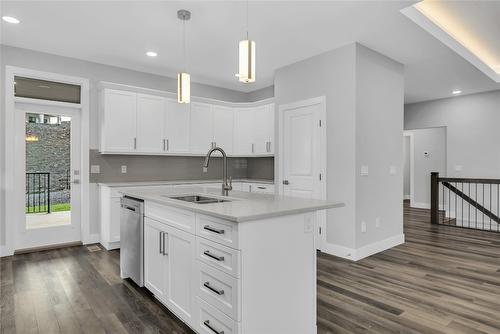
438;177;500;184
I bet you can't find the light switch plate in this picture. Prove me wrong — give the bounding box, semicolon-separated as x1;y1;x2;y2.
375;218;380;228
121;165;127;174
389;166;397;175
360;166;369;176
455;165;463;172
90;165;100;174
304;215;313;233
361;221;367;233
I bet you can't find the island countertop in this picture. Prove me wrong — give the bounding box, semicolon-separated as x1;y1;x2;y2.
120;186;344;222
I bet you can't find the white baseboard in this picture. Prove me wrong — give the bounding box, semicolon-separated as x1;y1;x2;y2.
323;234;405;261
0;245;14;257
83;233;100;245
403;195;411;200
412;201;430;209
100;241;120;250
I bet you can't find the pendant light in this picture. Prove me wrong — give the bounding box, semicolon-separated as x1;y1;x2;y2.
237;0;255;83
177;9;191;103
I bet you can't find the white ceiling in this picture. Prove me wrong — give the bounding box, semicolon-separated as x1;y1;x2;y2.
1;1;499;104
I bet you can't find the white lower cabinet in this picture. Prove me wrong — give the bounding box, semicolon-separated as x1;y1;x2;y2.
144;205;241;333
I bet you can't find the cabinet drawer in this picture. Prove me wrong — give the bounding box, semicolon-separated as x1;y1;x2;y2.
197;238;240;278
145;202;195;233
197;261;240;321
195;297;240;334
196;215;239;249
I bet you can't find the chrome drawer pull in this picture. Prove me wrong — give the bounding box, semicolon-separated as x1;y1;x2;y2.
203;225;225;234
203;320;224;334
204;282;224;295
159;231;162;254
257;186;266;189
203;250;224;262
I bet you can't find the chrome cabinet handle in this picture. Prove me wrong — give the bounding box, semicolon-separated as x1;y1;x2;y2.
134;137;137;149
203;320;224;334
203;225;225;234
266;141;270;152
204;282;224;295
163;139;166;151
166;139;169;151
257;186;266;190
159;231;162;254
203;250;224;262
251;143;254;153
283;180;290;185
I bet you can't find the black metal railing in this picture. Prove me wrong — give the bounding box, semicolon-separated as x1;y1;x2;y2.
431;172;500;232
26;172;51;214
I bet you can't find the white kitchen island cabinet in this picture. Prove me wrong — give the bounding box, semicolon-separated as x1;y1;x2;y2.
125;186;343;334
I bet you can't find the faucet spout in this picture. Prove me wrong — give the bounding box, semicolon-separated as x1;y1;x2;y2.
202;147;232;196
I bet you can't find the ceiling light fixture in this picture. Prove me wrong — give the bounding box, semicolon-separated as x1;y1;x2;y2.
237;0;255;83
452;90;462;95
177;9;191;104
2;16;20;24
146;51;158;57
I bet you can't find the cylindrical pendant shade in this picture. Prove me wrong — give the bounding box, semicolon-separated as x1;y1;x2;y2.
177;72;190;103
238;39;255;83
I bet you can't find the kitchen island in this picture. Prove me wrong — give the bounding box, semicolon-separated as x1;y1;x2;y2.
120;186;343;334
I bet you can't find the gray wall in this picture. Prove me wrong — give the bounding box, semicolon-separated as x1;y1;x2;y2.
404;128;447;207
275;43;404;252
405;90;500;179
0;45;274;247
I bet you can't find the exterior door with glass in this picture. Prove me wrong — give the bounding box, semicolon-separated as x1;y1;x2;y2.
14;102;82;250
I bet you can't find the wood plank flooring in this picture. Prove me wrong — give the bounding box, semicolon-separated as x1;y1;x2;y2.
1;202;500;334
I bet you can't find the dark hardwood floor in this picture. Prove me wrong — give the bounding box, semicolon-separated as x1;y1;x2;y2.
2;202;500;334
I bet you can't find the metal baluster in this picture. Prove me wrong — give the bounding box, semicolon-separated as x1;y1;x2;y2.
461;182;464;228
475;183;478;229
442;182;445;225
468;182;471;229
482;184;485;230
490;184;492;231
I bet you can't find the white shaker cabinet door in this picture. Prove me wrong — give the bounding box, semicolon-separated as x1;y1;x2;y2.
213;106;234;155
144;218;168;303
233;108;255;155
163;224;196;325
136;94;165;153
165;99;190;153
253;104;274;154
101;89;137;152
190;102;214;154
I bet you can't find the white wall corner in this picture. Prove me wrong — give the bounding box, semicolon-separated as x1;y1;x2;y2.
323;233;405;262
83;233;100;245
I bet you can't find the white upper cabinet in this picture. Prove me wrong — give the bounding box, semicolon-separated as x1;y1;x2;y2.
99;85;273;156
190;102;214;154
213;106;234;154
100;89;137;153
136;94;165;153
165;99;190;153
233;108;255;155
253;104;274;154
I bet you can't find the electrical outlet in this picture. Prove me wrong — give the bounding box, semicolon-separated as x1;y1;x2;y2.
375;218;380;228
304;215;313;233
389;166;397;175
90;165;100;174
360;166;369;176
361;221;367;233
121;165;127;174
455;165;463;172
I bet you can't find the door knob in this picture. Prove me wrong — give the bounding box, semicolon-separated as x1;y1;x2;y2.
283;180;289;185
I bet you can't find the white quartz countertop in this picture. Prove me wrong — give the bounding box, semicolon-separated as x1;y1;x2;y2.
98;179;274;188
119;186;343;222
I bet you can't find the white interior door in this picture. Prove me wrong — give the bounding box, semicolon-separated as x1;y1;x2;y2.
280;98;326;250
15;102;82;250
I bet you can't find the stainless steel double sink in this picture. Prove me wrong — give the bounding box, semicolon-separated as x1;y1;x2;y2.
166;195;231;204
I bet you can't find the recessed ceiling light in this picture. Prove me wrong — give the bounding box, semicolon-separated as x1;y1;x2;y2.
452;90;462;95
146;51;158;57
2;16;20;24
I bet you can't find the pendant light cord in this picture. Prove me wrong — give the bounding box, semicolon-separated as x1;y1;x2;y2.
246;0;249;40
183;18;186;72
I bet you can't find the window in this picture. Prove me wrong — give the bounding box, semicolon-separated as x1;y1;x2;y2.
14;76;81;104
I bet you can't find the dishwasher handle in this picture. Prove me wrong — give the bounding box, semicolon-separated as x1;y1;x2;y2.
121;204;137;212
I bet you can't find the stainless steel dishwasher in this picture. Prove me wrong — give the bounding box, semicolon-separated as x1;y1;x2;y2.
120;196;144;287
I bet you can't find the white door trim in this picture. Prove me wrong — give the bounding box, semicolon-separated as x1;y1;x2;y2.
3;66;90;256
403;131;415;207
278;96;327;251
